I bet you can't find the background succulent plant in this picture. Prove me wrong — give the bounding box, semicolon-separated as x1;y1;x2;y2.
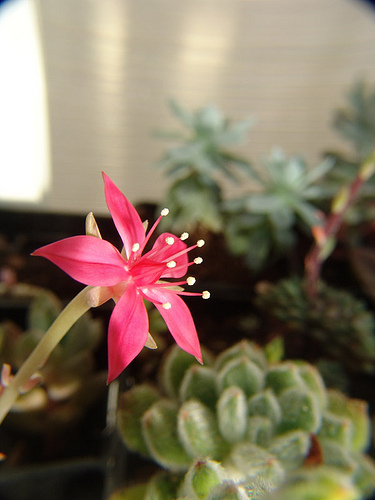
155;100;253;233
334;81;375;161
223;149;333;271
0;284;106;434
113;340;375;500
320;81;375;230
254;277;375;380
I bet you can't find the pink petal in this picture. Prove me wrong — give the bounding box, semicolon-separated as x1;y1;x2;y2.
103;173;145;259
142;288;202;363
107;281;149;383
33;235;129;286
130;259;166;287
148;233;188;278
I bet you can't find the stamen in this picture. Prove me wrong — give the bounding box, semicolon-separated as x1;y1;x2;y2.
197;239;205;247
132;243;140;252
167;261;177;268
194;257;203;265
180;232;189;241
162;243;202;263
187;276;196;286
137;210;167;255
202;291;210;299
162;302;172;309
165;236;175;245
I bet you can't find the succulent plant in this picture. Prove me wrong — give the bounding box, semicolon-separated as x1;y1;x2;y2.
155;100;253;233
223;149;333;272
334;81;375;161
113;340;375;500
324;81;375;226
254;277;375;376
0;284;106;433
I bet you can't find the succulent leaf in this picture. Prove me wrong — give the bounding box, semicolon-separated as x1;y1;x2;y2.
217;357;264;398
217;387;248;444
142;399;192;471
117;384;161;456
178;399;229;460
278;387;321;433
116;341;375;500
179;365;218;410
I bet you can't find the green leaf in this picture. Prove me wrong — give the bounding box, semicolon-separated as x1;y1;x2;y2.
178;399;229;460
217;357;264;398
268;430;310;469
142;399;192;471
160;344;203;399
278;387;322;433
179;365;218;410
144;472;182;500
108;484;147;500
117;384;161;456
248;390;281;426
217;386;248;443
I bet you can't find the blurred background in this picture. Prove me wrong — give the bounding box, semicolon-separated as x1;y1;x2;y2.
1;0;375;215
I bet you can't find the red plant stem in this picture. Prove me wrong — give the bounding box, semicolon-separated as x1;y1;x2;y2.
305;152;375;299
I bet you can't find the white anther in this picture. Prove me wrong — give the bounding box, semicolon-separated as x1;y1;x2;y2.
197;239;205;247
165;236;175;245
194;257;203;265
162;302;172;309
132;243;140;252
202;291;210;299
187;276;196;286
167;260;176;268
180;232;189;241
161;208;169;217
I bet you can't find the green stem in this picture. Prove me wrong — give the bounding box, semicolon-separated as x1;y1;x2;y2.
0;286;94;425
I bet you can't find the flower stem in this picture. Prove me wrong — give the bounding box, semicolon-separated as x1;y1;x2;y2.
305;151;375;298
0;286;94;425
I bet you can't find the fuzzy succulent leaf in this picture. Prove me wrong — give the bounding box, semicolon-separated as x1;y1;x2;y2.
160;345;206;399
318;411;353;449
277;387;321;433
178;399;229;460
180;459;226;500
217;357;264;398
327;390;371;453
228;442;285;488
117;384;161;456
144;471;181;500
267;466;361;500
265;363;304;396
246;416;274;448
205;482;250;500
268;430;310;470
215;340;267;373
248;390;281;426
142;399;192;471
179;365;218;411
217;387;248;444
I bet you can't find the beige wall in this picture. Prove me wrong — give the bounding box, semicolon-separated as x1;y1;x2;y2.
7;0;375;214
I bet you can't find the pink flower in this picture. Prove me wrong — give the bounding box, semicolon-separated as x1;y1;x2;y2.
33;173;209;383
